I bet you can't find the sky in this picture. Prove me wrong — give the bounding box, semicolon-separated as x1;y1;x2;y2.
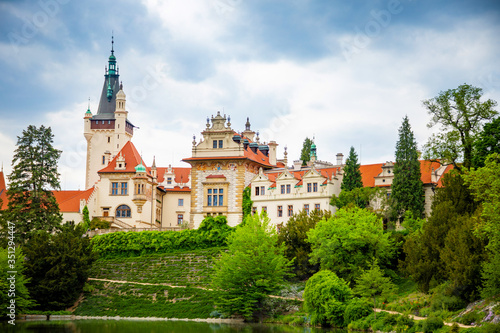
1;0;500;190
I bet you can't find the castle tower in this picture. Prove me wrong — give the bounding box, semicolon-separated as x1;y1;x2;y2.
84;37;134;189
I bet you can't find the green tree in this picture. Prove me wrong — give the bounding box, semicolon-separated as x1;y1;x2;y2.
464;153;500;297
277;209;332;281
303;270;352;327
211;212;292;321
307;207;394;285
2;125;62;243
402;171;479;294
391;116;425;219
354;263;396;319
23;224;97;310
300;137;313;166
472;117;500;168
423;83;498;171
242;186;253;221
341;146;363;191
331;186;383;210
0;247;35;317
82;205;90;231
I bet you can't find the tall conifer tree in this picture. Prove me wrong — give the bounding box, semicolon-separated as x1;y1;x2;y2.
341;146;363;191
300;137;313;166
3;125;62;243
391;116;424;219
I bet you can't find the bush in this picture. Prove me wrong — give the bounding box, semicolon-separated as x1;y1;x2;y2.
344;298;372;325
431;294;467;312
421;316;444;333
89;217;111;229
460;310;487;325
303;270;352;327
92;216;234;258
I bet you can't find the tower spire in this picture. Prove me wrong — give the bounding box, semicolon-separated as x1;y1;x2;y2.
108;35;117;75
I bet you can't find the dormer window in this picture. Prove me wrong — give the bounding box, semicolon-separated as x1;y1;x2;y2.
212;140;223;148
167;177;172;185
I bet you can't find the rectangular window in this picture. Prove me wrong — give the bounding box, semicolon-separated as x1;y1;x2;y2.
213;140;217;148
304;204;309;215
262;206;267;213
286;184;291;194
167;177;172;184
315;204;320;211
288;205;293;217
111;182;118;195
260;186;265;195
207;188;223;206
277;205;283;217
213;194;218;206
307;183;312;192
255;186;260;196
178;198;184;206
252;207;257;215
107;137;110;143
281;185;285;194
218;140;223;148
120;182;128;195
207;189;212;206
313;183;318;192
177;214;183;225
102;156;106;165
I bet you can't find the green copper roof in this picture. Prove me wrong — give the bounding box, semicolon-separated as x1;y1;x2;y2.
135;161;146;173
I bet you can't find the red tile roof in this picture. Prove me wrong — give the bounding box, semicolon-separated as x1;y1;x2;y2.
52;187;95;212
151;167;191;184
206;174;226;179
98;141;150;175
359;163;383;187
162;186;191;192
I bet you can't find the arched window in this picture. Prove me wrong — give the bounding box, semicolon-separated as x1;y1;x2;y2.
116;205;131;218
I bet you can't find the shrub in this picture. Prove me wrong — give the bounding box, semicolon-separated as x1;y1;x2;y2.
431;294;467;312
422;316;444;333
460;311;487;325
90;217;111;229
344;298;372;325
303;270;352;327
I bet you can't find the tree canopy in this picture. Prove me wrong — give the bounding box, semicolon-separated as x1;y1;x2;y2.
307;207;394;285
23;224;97;310
341;146;363;191
303;270;352;327
211;213;292;321
300;137;313;165
391;116;425;219
472;117;500;169
277;209;331;281
423;83;498;171
2;125;62;243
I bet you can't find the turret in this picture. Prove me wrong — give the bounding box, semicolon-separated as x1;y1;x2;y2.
83;101;93;142
133;160;148;213
242;117;256;141
268;141;278;165
114;82;128;155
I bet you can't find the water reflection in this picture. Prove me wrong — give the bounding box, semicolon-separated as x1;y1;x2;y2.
1;320;347;333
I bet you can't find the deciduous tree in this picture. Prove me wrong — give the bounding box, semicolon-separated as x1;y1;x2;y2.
464;153;500;297
2;125;62;243
303;270;352;327
472;117;500;168
354;263;396;318
242;186;253;221
278;209;331;281
211;213;292;321
308;207;394;285
391;116;425;219
423;83;498;171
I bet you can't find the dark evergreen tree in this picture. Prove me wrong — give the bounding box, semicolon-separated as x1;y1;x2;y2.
300;137;313;166
2;125;62;243
341;146;363;191
472;117;500;168
391;116;425;219
23;224;97;310
277;209;332;281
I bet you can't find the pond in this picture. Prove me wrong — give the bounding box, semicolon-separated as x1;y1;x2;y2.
1;320;347;333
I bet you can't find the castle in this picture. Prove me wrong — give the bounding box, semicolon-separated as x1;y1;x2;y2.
0;42;453;230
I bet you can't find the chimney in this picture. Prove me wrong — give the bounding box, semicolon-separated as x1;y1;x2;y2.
268;141;278;165
336;153;344;165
